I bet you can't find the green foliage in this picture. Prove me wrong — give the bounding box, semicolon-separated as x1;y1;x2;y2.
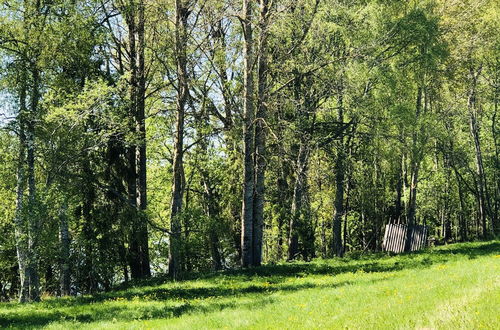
0;0;499;304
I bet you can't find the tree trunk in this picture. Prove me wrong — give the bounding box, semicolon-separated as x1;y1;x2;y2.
288;143;309;260
343;171;350;254
394;154;404;224
169;0;189;278
211;19;233;129
241;0;255;268
201;172;223;271
287;72;311;261
135;0;151;278
59;203;71;296
25;66;40;302
82;162;97;294
332;91;345;258
125;0;141;279
405;87;423;252
252;0;270;267
407;89;422;227
332;144;345;257
492;78;499;235
14;78;29;303
197;105;223;271
468;70;489;237
276;162;289;260
456;170;468;241
123;0;150;279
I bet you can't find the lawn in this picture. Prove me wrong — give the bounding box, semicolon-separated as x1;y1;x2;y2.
1;241;499;329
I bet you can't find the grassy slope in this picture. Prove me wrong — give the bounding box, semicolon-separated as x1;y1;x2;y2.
0;241;498;329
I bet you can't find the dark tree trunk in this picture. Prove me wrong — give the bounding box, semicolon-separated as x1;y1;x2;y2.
134;0;151;278
59;203;71;296
241;0;255;268
276;163;290;260
125;0;141;279
456;171;468;241
333;90;345;258
405;87;423;252
123;0;150;279
169;0;189;279
287;72;311;261
443;154;453;243
252;0;270;267
196;105;223;271
201;172;223;271
343;171;350;254
288;143;309;261
394;154;404;224
82;162;97;294
492;79;499;235
23;65;41;302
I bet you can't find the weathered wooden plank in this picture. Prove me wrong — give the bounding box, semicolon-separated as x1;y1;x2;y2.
383;223;428;253
382;224;389;251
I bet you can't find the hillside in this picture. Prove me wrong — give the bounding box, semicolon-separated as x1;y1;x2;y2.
1;241;499;329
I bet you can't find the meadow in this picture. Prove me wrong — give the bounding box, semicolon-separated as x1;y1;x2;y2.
1;240;499;329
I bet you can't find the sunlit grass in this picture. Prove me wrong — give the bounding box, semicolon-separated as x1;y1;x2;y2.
1;241;499;329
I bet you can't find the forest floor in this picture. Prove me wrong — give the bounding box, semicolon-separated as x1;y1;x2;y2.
0;241;499;329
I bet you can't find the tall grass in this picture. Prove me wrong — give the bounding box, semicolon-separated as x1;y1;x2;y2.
1;241;498;329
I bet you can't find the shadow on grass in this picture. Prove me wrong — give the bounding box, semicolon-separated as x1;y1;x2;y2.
0;279;363;328
190;240;499;281
428;241;500;259
0;241;498;328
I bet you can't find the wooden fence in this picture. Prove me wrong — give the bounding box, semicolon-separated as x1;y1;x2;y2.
382;223;428;253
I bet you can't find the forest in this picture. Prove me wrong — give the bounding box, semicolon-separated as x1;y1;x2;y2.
0;0;499;308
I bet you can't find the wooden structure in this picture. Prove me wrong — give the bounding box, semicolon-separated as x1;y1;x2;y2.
382;223;428;253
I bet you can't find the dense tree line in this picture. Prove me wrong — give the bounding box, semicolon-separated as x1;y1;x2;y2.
0;0;498;302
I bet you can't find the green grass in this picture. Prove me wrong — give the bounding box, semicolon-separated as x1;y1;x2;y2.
1;241;499;329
